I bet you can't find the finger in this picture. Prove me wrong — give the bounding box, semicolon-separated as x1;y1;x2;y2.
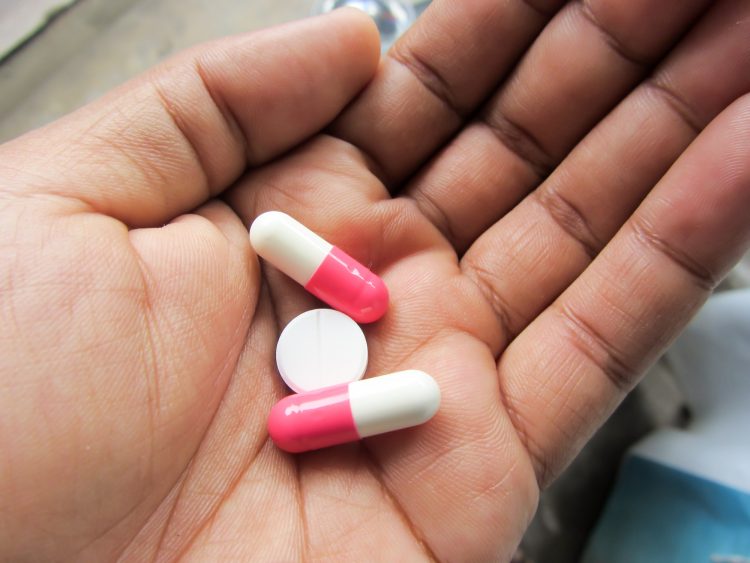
330;0;565;188
461;0;750;344
499;95;750;485
406;0;709;251
0;9;379;227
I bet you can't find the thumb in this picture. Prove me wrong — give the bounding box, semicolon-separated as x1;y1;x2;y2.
0;8;380;227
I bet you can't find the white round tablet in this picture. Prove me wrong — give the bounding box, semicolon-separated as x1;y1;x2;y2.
276;309;368;393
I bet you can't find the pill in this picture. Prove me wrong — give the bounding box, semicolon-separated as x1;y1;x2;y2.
249;211;389;323
276;309;368;393
268;370;440;453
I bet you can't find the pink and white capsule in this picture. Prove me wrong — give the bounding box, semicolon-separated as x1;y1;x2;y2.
268;370;440;453
249;211;388;323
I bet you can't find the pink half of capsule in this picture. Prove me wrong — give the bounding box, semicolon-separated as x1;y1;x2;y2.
249;211;388;323
268;370;441;453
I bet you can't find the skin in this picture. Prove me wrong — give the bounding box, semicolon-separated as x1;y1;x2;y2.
0;1;749;560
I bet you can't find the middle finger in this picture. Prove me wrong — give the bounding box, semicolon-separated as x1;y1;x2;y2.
406;0;708;252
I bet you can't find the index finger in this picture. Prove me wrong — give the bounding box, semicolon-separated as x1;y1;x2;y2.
330;0;564;188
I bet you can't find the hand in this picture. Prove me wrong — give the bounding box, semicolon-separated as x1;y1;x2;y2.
1;2;748;560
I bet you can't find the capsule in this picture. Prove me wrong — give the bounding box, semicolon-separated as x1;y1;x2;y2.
268;370;441;453
249;211;389;323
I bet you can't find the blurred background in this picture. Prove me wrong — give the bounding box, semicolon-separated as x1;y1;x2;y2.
1;1;748;561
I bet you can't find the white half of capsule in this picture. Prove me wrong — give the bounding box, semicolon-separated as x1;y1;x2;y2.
249;211;332;285
349;370;441;437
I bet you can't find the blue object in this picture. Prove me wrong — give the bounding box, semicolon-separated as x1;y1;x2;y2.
583;455;750;563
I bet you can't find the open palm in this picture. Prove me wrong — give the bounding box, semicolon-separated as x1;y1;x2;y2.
1;2;749;561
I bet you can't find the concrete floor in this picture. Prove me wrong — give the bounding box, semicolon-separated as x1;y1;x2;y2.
2;1;747;561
